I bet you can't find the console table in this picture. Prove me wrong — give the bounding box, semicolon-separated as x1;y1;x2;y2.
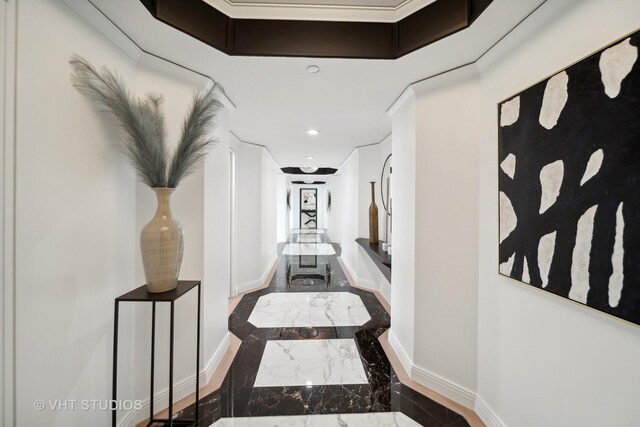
112;281;201;427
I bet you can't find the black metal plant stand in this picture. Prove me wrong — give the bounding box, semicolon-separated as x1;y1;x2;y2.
112;281;202;427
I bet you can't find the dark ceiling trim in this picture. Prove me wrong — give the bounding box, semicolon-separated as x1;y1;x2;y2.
141;0;493;59
282;167;338;175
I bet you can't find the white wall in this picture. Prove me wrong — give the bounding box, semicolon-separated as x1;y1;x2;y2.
389;0;640;425
14;1;138;425
413;67;480;405
233;136;280;294
261;150;279;273
276;174;289;242
475;0;640;425
389;95;416;365
327;175;342;243
11;1;234;425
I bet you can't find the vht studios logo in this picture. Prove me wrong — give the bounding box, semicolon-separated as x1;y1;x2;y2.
34;399;143;411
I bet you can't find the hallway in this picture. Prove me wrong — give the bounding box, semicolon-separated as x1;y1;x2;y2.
170;231;469;426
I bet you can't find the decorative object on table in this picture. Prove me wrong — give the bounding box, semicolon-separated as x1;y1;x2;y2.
300;188;318;229
70;55;222;293
498;30;640;326
380;154;392;252
369;181;379;244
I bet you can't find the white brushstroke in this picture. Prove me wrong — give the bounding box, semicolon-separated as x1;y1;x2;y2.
500;96;520;127
500;192;517;243
539;71;569;130
569;205;598;304
538;231;557;288
580;149;604;186
500;154;516;179
522;256;530;283
500;253;515;276
600;38;638;98
608;203;625;307
539;160;564;214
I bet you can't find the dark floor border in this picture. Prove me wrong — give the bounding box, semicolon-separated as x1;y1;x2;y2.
139;0;493;59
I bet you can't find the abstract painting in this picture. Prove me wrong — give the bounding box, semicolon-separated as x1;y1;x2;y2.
498;30;640;325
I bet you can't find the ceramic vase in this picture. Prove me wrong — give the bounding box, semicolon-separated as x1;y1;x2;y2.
141;187;184;293
369;181;379;244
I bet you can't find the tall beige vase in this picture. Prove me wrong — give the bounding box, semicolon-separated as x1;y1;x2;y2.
141;187;184;293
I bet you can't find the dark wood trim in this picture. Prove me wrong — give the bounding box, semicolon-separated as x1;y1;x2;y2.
142;0;493;59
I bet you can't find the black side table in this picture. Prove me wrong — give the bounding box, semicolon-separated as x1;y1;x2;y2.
112;281;202;427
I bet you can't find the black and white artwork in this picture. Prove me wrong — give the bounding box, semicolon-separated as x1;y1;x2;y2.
498;31;640;326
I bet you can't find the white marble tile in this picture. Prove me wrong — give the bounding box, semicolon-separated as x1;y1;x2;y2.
247;292;371;328
210;412;421;427
296;234;322;243
291;229;325;234
282;243;335;255
253;339;368;387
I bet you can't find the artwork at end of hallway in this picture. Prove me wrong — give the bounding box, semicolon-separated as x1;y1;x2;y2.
300;188;318;229
498;30;640;325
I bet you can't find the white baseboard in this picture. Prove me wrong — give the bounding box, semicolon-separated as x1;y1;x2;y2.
411;364;477;410
341;255;390;306
234;253;279;295
125;333;231;427
380;279;391;303
387;330;477;411
261;254;279;284
204;332;231;384
475;395;507;427
387;329;413;378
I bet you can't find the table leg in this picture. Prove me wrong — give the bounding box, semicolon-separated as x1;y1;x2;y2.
150;301;156;422
112;301;119;427
196;284;201;424
169;301;175;427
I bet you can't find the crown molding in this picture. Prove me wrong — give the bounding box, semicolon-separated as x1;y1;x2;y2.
203;0;437;23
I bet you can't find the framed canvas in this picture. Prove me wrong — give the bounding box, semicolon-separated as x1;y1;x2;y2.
300;188;318;229
498;30;640;325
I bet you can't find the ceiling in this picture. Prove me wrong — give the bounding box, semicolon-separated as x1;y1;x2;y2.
81;0;545;170
223;0;408;7
202;0;437;22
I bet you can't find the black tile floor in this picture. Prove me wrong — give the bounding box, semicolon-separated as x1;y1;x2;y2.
166;232;469;427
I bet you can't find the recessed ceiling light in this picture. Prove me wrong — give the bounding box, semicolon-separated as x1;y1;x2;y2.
307;65;320;74
306;156;315;160
307;129;319;136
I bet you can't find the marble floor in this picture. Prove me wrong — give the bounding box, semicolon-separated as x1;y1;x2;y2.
282;243;336;255
247;292;371;327
211;412;422;426
296;234;323;243
253;339;368;387
164;231;470;427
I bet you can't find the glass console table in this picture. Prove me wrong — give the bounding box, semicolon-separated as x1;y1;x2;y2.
285;255;330;288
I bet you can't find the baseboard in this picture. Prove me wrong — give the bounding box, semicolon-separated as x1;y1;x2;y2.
410;364;477;410
117;407;138;427
387;329;413;378
379;279;391;304
235;278;262;295
261;254;279;285
234;254;278;296
475;395;507;427
204;332;231;384
126;333;231;427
